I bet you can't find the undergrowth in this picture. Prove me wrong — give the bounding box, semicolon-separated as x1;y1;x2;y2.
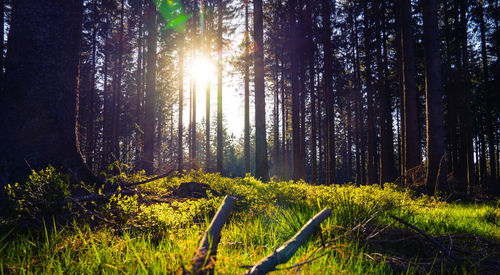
0;169;498;274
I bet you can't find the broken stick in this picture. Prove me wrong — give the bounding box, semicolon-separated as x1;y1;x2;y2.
245;208;331;275
191;195;236;274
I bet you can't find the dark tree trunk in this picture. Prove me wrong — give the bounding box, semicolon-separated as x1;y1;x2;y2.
322;0;335;185
204;2;211;172
281;59;289;180
401;0;420;184
177;32;184;171
363;0;376;185
479;1;490;189
143;0;157;174
112;0;125;161
376;0;394;185
244;0;250;174
253;0;269;181
102;20;111;170
136;0;144;167
457;0;475;192
0;0;4;92
273;48;280;178
217;0;223;174
0;0;95;191
423;0;448;194
86;0;99;171
307;1;317;184
290;0;303;181
481;1;498;192
446;0;460;175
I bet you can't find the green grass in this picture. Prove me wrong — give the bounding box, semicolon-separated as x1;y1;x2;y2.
1;171;498;274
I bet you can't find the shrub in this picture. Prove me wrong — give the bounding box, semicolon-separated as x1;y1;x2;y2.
5;165;71;219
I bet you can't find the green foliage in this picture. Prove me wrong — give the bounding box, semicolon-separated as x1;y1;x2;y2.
104;190;139;224
4;165;71;218
1;172;498;274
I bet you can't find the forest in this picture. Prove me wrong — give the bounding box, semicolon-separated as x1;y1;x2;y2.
0;0;499;274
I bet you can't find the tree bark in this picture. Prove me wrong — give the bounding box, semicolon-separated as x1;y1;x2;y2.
400;0;420;185
245;208;331;275
191;195;235;274
307;1;317;184
0;0;95;191
253;0;270;181
321;0;335;185
363;0;377;185
178;32;184;171
143;0;158;174
244;0;250;174
423;0;448;194
290;0;303;181
216;0;223;174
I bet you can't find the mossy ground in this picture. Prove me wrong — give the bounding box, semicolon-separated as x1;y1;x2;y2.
1;171;499;274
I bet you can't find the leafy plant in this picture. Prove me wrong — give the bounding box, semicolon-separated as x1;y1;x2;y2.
5;165;71;219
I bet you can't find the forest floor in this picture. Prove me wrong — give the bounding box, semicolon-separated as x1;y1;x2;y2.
0;170;499;274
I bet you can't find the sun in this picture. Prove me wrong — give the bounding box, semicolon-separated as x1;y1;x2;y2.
188;53;216;87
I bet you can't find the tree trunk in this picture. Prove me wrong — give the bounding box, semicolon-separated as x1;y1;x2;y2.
482;0;498;192
457;0;475;193
0;0;95;191
290;0;302;181
322;0;335;185
0;0;4;93
178;33;184;171
102;20;111;170
143;0;157;174
273;49;280;178
244;0;250;174
87;0;98;171
363;0;376;185
253;0;269;181
376;0;394;185
136;0;144;168
307;1;317;184
217;0;223;174
423;0;448;194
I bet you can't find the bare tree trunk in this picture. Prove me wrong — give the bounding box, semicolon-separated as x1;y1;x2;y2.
376;0;394;185
143;0;157;174
457;0;475;193
401;0;420;184
86;0;98;171
479;0;497;193
0;0;95;190
273;49;280;178
136;0;144;168
253;0;269;181
217;0;223;174
290;0;302;181
244;0;250;174
307;1;317;184
102;18;112;170
423;0;448;194
322;0;335;185
363;1;376;185
178;32;184;171
0;0;3;93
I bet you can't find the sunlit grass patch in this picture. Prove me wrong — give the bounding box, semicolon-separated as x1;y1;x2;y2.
1;171;498;274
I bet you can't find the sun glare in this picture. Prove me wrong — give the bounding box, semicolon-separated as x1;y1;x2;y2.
188;54;216;86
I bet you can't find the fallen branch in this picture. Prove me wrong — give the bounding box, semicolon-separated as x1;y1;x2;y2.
389;215;460;261
245;208;331;275
63;166;176;204
191;195;236;274
122;164;176;188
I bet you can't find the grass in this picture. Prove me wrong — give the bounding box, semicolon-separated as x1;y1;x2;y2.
1;171;498;274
